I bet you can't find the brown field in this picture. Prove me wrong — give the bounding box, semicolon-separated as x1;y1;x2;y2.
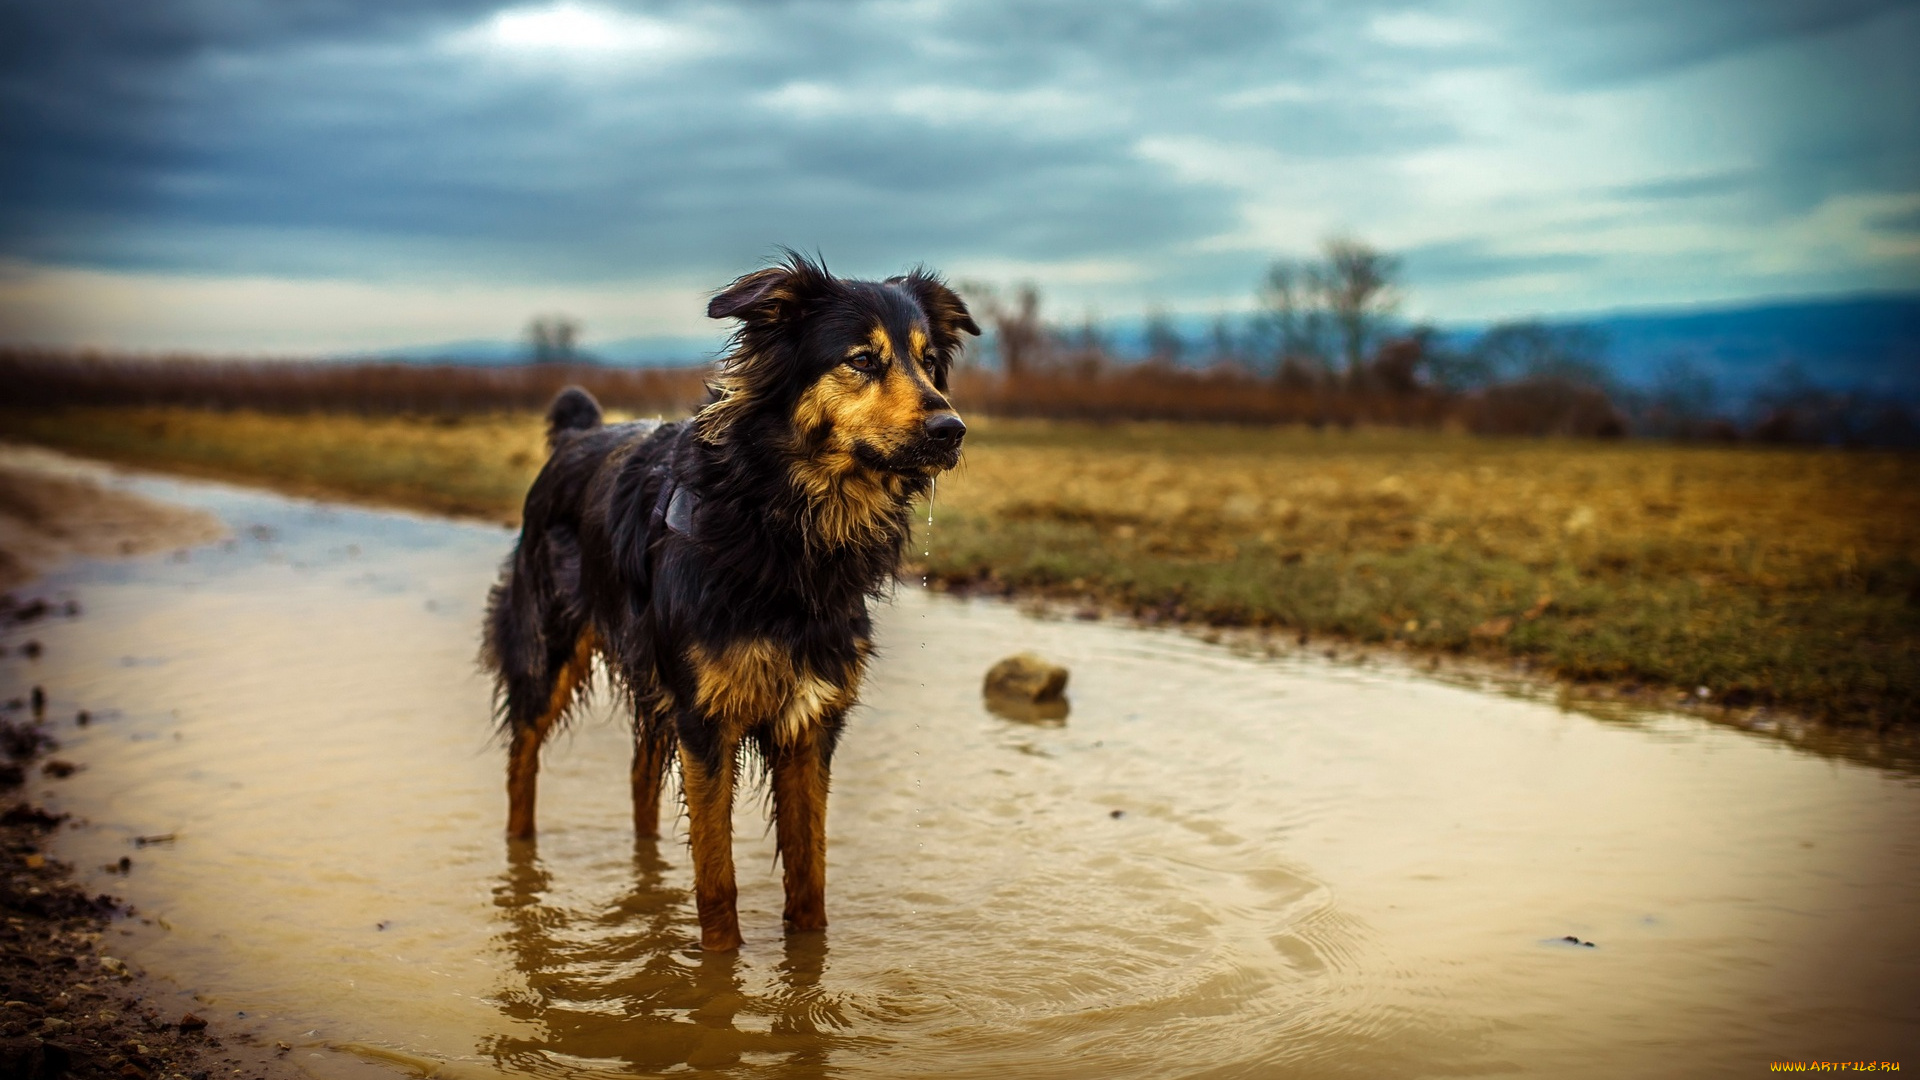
1;406;1914;726
3;348;1616;436
945;365;1460;427
0;349;710;417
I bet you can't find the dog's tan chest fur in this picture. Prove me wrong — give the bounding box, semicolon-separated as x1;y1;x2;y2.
685;639;862;746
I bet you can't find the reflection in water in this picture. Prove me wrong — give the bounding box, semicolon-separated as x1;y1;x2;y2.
981;690;1070;723
4;459;1917;1079
487;841;853;1077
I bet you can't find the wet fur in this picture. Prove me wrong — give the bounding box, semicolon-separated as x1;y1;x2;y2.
481;253;977;951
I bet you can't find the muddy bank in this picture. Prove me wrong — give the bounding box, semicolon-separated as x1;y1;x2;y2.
1;718;304;1080
0;447;227;591
0;452;297;1080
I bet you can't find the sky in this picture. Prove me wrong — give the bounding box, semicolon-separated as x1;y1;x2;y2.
1;0;1917;355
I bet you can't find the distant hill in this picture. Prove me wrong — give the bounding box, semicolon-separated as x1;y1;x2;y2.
1560;293;1920;406
353;333;722;367
1124;292;1919;411
350;293;1918;414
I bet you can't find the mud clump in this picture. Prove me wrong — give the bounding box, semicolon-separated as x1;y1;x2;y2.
2;717;55;763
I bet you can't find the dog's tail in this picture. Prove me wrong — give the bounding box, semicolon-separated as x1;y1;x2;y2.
545;386;603;450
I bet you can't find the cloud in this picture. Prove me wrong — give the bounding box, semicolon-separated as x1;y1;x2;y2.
1873;203;1920;236
445;1;713;58
1609;172;1753;201
0;0;1914;347
1401;241;1604;286
1497;0;1915;87
1367;11;1494;50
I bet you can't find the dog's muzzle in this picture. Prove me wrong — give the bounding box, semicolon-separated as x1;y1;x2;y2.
924;413;966;447
921;412;966;469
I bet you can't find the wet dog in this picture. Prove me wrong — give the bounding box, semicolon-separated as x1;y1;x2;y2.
482;254;978;950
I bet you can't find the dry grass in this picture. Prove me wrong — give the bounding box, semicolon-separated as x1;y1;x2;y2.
930;421;1920;724
0;409;550;521
3;407;1914;725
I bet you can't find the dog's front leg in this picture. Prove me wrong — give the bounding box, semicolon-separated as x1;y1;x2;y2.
771;731;831;932
505;725;544;840
679;740;743;951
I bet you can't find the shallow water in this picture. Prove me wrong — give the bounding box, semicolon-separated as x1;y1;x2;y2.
5;464;1918;1079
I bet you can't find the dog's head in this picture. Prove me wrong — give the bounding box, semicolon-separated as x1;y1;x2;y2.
698;253;980;477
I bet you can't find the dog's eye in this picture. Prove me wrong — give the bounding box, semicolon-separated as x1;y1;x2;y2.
846;352;884;375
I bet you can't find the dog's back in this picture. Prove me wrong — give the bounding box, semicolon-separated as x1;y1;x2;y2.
482;389;677;754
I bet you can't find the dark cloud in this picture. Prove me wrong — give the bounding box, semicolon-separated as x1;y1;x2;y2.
1508;0;1916;86
1610;172;1751;201
1401;241;1603;286
1873;206;1920;234
942;0;1300;79
2;0;1272;281
0;0;1914;310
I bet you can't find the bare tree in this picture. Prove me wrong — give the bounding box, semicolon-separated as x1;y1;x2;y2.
1206;313;1241;369
959;282;1048;376
1636;353;1720;438
1060;310;1108;377
1321;236;1400;376
1254;260;1333;377
1254;236;1401;384
1142;306;1184;368
527;315;581;365
1472;321;1608;385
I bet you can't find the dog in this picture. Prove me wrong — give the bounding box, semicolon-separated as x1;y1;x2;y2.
481;253;978;951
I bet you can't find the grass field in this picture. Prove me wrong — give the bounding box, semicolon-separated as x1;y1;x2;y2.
3;406;1915;726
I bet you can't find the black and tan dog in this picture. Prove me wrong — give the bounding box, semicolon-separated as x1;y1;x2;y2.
482;254;978;951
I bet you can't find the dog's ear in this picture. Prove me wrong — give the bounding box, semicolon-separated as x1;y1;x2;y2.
890;270;979;391
708;253;832;324
893;270;981;341
698;253;835;445
707;268;787;321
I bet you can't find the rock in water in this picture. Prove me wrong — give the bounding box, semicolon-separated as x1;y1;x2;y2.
983;653;1070;722
984;653;1069;700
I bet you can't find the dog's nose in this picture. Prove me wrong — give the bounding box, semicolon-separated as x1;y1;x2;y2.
924;413;967;445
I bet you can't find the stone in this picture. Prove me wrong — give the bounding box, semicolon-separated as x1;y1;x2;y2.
983;653;1070;722
984;653;1068;702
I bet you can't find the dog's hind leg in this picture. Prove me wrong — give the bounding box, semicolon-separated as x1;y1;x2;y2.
629;704;674;839
505;627;597;840
770;730;833;932
678;738;743;951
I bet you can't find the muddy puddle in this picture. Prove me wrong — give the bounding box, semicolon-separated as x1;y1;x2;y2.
4;462;1917;1079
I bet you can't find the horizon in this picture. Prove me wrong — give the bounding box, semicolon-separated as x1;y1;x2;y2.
213;287;1920;366
7;288;1916;374
2;1;1917;353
